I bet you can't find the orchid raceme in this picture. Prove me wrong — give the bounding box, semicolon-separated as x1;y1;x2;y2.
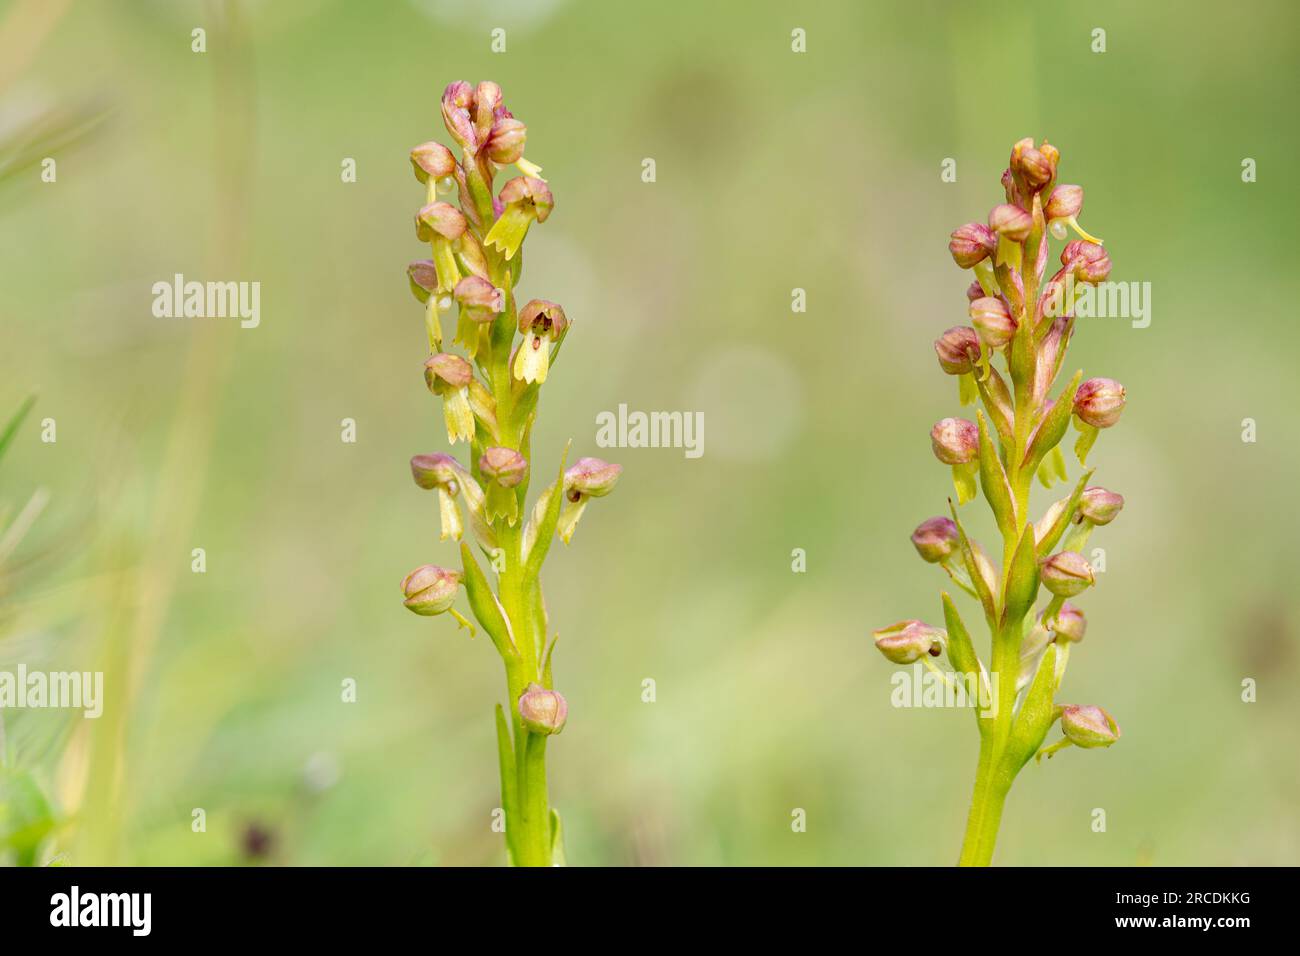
402;81;622;867
876;138;1128;866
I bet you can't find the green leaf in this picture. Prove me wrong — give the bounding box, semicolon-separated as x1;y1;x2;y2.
495;704;519;865
1022;371;1082;475
0;769;56;867
1036;468;1095;558
522;443;570;582
949;500;996;625
460;542;515;658
1002;524;1040;629
549;808;567;867
977;411;1016;540
1073;418;1099;465
1004;644;1060;774
0;394;36;466
941;592;990;736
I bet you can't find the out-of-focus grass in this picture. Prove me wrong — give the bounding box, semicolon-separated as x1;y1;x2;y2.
1;0;1298;865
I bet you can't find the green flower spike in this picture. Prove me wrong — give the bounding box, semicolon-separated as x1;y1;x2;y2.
484;176;553;261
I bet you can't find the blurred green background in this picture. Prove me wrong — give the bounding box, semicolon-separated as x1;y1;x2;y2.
2;0;1298;865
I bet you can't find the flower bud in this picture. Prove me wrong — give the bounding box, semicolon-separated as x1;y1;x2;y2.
1010;137;1052;190
1040;551;1095;597
1073;377;1126;428
873;620;946;664
1078;486;1124;525
486;116;527;165
407;260;438;303
1061;240;1111;283
1038;141;1060;180
410;452;461;490
1051;603;1087;643
930;417;978;465
415;201;468;244
965;280;984;302
518;682;567;735
473;81;504;141
948;222;996;268
910;516;959;563
969;296;1017;349
1043;184;1083;222
479;446;528;488
410;141;456;184
440;80;477;151
453;276;503;322
934;326;980;375
988;203;1033;242
566;457;622;497
424;352;473;394
1060;704;1120;748
401;564;462;616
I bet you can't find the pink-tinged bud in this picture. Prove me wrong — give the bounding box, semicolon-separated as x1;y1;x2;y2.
948;222;996;268
1040;551;1095;597
988;203;1033;241
969;296;1017;349
1038;141;1060;180
479;446;528;488
518;682;567;735
1073;377;1126;428
453;276;503;322
930;417;978;465
1060;704;1120;748
407;260;438;303
934;326;981;375
873;620;946;664
1000;167;1021;207
965;280;984;302
486;116;527;165
1010;137;1052;190
410;452;461;490
410;141;457;184
424;352;473;394
910;516;959;563
1052;603;1087;643
1061;240;1112;283
473;81;504;141
1043;184;1083;221
401;564;462;616
1078;486;1124;525
415;201;468;243
565;457;622;498
441;80;478;150
498;175;553;222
